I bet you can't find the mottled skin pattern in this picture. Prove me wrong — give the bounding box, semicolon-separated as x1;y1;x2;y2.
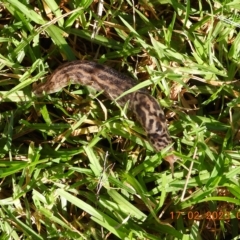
33;60;177;175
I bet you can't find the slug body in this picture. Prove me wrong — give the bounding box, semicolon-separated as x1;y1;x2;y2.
33;60;177;175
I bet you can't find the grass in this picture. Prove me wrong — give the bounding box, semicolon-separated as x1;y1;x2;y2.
0;0;240;239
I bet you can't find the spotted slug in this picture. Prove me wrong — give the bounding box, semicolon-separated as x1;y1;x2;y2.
33;60;177;176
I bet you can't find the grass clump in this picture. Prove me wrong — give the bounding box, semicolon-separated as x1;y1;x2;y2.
0;0;240;239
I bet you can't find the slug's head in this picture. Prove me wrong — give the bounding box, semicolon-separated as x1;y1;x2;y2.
164;153;178;178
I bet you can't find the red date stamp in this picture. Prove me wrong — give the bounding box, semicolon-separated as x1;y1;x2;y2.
170;211;240;220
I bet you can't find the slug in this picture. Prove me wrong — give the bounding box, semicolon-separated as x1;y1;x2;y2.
33;60;177;176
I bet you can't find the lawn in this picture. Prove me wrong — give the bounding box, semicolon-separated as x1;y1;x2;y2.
0;0;240;239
